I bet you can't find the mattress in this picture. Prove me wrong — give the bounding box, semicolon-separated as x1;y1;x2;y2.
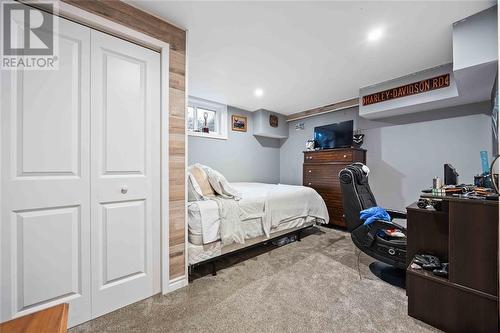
188;200;264;245
188;182;329;245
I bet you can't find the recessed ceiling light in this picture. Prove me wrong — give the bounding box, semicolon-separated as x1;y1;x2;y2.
367;28;384;42
254;88;264;97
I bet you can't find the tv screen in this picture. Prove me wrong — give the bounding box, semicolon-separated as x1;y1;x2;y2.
314;120;354;149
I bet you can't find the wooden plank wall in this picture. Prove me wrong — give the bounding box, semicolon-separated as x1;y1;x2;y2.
61;0;187;280
286;98;359;122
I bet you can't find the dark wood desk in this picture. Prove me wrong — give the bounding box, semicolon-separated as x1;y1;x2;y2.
406;196;498;333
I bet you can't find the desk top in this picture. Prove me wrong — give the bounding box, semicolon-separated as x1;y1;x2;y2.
407;202;447;214
0;303;68;333
421;193;499;207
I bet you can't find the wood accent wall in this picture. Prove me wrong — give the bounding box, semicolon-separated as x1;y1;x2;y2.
61;0;187;280
286;98;359;122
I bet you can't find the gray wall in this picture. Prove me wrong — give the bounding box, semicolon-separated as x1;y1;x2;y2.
254;109;289;138
453;5;497;71
280;102;492;210
188;106;281;183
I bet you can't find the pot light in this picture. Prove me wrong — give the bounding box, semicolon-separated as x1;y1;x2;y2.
254;88;264;97
367;28;384;42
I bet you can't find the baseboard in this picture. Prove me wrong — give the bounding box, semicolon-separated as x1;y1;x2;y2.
167;275;188;293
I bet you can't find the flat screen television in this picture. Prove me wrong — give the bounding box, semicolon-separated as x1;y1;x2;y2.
314;120;354;149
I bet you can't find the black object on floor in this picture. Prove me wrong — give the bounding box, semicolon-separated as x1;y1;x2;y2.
413;254;441;270
432;263;449;278
369;261;406;289
272;235;297;247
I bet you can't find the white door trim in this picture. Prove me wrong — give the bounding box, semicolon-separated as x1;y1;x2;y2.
31;0;173;295
184;28;190;285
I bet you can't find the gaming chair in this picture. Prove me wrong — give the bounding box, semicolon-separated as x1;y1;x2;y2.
339;163;407;269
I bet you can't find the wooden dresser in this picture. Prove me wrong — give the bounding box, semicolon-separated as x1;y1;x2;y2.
303;148;366;227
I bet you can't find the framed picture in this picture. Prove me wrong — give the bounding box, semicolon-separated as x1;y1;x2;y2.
231;115;247;132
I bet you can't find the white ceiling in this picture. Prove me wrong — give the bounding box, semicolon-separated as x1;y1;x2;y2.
127;1;494;115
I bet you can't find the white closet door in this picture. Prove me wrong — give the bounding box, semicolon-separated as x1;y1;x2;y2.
1;17;92;327
90;30;160;318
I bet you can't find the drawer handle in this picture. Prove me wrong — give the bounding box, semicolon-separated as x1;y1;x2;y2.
308;182;312;186
343;154;347;158
308;170;312;173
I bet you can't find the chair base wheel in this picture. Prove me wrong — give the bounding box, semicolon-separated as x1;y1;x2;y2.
369;261;406;289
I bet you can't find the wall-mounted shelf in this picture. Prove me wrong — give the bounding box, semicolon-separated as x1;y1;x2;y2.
252;109;288;139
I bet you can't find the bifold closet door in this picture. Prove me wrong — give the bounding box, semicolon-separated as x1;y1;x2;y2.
1;17;92;327
89;30;161;318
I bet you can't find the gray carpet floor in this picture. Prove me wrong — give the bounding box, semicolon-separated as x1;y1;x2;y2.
70;226;439;333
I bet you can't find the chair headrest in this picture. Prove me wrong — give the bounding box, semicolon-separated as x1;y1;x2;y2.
340;163;370;185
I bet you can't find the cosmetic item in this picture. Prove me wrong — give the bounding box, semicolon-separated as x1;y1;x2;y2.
480;150;489;174
433;177;442;189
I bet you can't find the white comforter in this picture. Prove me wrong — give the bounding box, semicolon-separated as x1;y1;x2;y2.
193;182;329;245
261;183;329;235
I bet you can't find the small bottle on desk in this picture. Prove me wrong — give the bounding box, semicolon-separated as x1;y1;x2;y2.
432;177;443;195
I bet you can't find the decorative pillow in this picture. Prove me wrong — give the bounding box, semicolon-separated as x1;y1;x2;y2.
199;164;241;200
188;164;216;198
187;175;204;202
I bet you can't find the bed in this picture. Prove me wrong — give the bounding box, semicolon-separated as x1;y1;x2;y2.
188;181;329;267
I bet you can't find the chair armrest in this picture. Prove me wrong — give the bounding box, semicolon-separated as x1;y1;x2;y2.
353;220;406;248
368;219;406;236
385;209;407;220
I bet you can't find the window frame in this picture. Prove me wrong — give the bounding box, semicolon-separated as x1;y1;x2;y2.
187;96;228;140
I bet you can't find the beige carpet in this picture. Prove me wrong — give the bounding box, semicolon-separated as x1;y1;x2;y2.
70;226;439;333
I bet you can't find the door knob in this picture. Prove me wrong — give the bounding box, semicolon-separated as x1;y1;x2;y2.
121;186;128;194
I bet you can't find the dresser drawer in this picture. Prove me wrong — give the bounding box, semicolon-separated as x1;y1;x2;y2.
328;207;346;226
304;181;342;200
304;165;335;183
303;176;340;189
304;150;353;163
303;163;345;183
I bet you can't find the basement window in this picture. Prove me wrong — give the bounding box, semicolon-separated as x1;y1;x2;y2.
187;96;228;140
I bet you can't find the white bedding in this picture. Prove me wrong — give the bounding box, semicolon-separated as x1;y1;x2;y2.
188;218;317;264
188;182;329;245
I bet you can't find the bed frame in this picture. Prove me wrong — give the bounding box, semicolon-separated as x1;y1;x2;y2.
188;223;316;280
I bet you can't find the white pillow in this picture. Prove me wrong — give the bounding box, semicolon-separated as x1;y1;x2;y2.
187;174;204;202
199;164;241;200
